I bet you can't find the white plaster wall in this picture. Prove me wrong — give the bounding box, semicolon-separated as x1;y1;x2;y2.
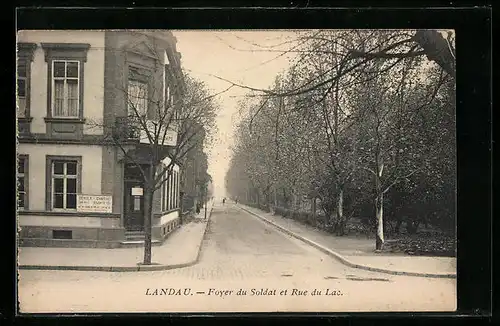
19;215;121;228
18;143;103;211
17;30;105;135
20;215;98;227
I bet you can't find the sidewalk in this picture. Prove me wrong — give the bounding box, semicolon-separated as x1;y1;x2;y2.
239;204;456;279
18;201;214;272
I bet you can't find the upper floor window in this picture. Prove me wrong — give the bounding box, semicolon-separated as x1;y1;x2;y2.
17;43;36;119
166;86;171;108
128;79;148;116
42;43;90;120
52;60;80;118
17;62;27;117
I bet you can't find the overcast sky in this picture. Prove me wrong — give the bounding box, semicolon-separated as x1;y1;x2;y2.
174;31;300;198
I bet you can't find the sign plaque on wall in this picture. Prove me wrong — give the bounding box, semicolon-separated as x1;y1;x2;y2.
131;187;143;196
77;195;113;213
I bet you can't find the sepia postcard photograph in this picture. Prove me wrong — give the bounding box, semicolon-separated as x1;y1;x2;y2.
16;28;457;313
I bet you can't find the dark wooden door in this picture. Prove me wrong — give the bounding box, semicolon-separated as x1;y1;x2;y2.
124;180;145;231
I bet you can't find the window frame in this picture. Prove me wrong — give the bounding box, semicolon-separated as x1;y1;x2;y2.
42;43;89;121
167;170;172;210
17;155;29;210
17;61;28;118
127;78;149;117
127;65;152;118
16;43;36;119
160;166;167;212
174;171;178;209
45;155;82;211
51;60;81;118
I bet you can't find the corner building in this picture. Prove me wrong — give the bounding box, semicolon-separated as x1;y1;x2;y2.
17;30;185;248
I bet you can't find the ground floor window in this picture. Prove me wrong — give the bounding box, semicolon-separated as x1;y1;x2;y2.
46;156;82;211
160;165;180;212
17;155;28;210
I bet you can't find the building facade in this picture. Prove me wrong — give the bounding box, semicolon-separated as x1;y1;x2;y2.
17;30;185;248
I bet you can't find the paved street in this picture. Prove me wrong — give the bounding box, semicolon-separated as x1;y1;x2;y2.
18;203;456;313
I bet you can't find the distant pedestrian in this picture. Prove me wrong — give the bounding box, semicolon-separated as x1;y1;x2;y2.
222;197;226;205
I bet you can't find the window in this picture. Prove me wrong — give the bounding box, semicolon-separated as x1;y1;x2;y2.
17;156;28;210
161;168;180;211
165;86;171;108
42;43;90;120
166;86;174;109
17;43;36;119
174;171;178;209
52;60;80;118
17;62;27;117
128;79;148;116
52;230;72;239
49;159;80;210
166;171;171;210
160;168;167;212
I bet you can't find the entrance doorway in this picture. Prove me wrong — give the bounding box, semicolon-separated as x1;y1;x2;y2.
123;164;146;231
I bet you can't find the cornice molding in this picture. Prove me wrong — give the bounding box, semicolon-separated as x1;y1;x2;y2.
41;43;91;62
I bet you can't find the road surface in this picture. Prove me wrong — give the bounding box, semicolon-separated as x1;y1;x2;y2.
18;203;456;313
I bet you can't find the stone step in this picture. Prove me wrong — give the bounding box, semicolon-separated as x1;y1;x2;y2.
125;231;145;235
125;231;145;240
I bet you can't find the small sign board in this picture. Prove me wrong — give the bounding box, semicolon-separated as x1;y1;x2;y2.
131;187;143;196
77;195;112;213
139;121;178;147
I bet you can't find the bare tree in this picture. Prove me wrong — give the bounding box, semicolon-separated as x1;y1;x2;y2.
226;30;455;251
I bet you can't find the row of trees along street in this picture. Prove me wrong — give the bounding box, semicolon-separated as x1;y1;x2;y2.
90;38;220;264
225;30;456;256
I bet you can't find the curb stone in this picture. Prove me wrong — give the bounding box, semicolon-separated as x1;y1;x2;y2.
18;206;214;273
239;206;456;279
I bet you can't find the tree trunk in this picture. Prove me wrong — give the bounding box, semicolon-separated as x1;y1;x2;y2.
336;189;345;236
375;192;384;250
283;188;288;209
273;187;278;212
312;198;316;217
395;219;403;234
143;186;153;265
179;192;184;224
414;30;455;78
